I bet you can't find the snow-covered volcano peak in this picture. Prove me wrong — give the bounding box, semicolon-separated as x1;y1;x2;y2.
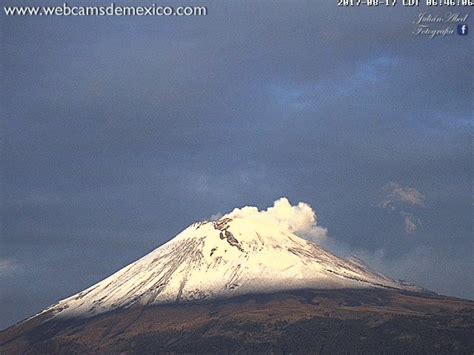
42;199;419;320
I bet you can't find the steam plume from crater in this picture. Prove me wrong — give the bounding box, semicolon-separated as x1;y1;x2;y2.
226;197;328;243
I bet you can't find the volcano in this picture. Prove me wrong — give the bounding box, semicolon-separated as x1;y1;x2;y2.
1;199;473;354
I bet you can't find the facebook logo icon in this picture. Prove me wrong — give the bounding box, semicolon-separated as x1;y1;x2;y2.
457;24;468;36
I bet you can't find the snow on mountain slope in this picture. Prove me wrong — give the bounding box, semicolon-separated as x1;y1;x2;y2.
41;198;419;319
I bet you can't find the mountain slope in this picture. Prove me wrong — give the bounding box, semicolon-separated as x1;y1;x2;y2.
36;209;416;321
5;199;472;354
1;289;473;354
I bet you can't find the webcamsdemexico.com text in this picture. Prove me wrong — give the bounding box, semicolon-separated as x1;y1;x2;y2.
3;3;208;17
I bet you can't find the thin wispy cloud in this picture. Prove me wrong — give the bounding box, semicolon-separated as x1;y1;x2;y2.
402;213;421;235
379;182;425;210
0;258;20;276
378;182;425;235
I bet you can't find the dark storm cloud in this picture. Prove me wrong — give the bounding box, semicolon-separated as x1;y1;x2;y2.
1;0;472;329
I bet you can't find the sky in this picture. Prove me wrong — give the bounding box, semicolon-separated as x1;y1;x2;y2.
1;0;473;330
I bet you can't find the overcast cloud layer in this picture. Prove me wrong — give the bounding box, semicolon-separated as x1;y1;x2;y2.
1;0;473;329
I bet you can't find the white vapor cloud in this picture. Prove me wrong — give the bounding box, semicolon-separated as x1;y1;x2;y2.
403;213;420;234
380;182;425;209
226;197;328;243
378;182;425;235
209;213;223;221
